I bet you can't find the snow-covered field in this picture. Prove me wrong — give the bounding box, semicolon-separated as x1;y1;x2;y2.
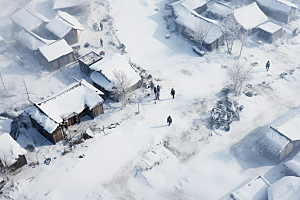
1;0;300;199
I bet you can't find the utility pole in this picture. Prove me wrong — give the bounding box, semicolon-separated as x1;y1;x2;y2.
22;76;30;101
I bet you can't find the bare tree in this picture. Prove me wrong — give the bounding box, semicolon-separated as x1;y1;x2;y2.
220;16;242;53
110;70;132;106
227;61;253;95
237;30;250;59
184;22;211;49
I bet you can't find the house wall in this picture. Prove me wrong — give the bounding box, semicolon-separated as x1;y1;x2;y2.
194;4;207;14
271;28;283;43
29;116;57;144
92;82;110;100
79;61;92;75
12;22;23;33
256;3;290;23
10;155;27;172
288;7;297;24
40;52;74;72
64;29;79;45
257;29;272;43
88;104;104;119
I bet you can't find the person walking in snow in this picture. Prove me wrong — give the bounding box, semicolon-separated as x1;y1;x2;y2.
100;22;103;31
266;61;270;71
157;85;160;93
154;86;157;97
170;88;175;99
156;90;160;100
100;38;103;47
167;116;172;126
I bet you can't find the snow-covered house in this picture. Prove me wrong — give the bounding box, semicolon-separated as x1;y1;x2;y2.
10;8;49;33
260;114;300;164
45;11;84;45
53;0;83;10
257;22;283;43
25;79;104;144
37;39;74;71
268;176;300;199
284;150;300;177
0;133;27;172
78;51;103;75
234;2;268;34
222;174;271;200
207;1;234;20
167;0;209;14
171;2;224;51
89;53;142;101
256;0;299;24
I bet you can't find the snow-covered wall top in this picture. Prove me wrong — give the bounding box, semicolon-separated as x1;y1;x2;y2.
39;39;73;62
258;22;282;33
268;176;300;199
277;114;300;141
0;117;12;135
209;2;234;17
172;3;223;44
26;80;104;132
0;133;27;167
53;0;83;9
234;3;268;30
16;29;55;51
257;0;299;13
10;8;49;31
259;126;289;155
284;151;300;176
46;11;84;39
89;53;141;89
181;0;207;10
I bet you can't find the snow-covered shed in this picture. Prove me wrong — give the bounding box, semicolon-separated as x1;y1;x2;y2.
15;29;55;51
284;151;300;177
37;39;74;71
45;11;84;45
207;1;234;20
78;51;103;75
268;176;300;199
89;53;142;101
25;79;104;144
260;114;300;164
171;2;224;51
257;22;283;43
234;2;268;34
53;0;83;10
10;8;49;33
0;133;27;172
223;174;271;200
256;0;299;24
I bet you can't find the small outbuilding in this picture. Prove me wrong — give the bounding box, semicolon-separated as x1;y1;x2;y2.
256;0;299;24
37;39;74;71
268;176;300;199
45;11;84;45
257;22;283;43
10;8;49;33
89;53;142;101
260;114;300;164
78;51;103;75
0;133;27;172
234;2;268;34
207;2;234;20
25;79;104;144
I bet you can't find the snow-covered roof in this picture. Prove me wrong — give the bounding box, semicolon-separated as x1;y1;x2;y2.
277;114;300;141
259;126;290;155
39;39;73;62
234;3;268;30
25;80;104;133
16;29;55;51
0;117;12;135
257;0;299;14
77;51;103;66
181;0;208;10
10;8;49;31
90;71;114;91
284;151;300;177
89;53;141;90
172;3;223;44
258;22;282;33
46;11;84;39
209;2;234;17
0;133;27;167
223;174;270;200
53;0;83;9
268;176;300;200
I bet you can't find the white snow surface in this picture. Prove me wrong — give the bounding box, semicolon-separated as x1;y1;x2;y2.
258;22;282;34
268;176;300;200
0;133;27;166
284;151;300;177
277;114;300;141
257;0;298;14
15;29;55;51
181;0;207;10
53;0;83;9
9;8;49;31
45;11;84;39
209;2;234;17
0;117;12;135
38;39;73;62
234;3;268;30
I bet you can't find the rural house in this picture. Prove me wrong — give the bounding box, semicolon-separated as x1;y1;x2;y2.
256;0;299;24
257;22;283;43
260;114;300;164
53;0;84;11
78;51;103;75
25;79;104;144
170;2;224;51
207;2;234;20
0;133;27;172
37;39;74;71
234;2;268;34
10;7;49;33
45;11;84;45
268;176;300;199
167;0;209;14
89;53;142;101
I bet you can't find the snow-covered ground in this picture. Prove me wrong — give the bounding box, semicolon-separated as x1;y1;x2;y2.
1;0;300;199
